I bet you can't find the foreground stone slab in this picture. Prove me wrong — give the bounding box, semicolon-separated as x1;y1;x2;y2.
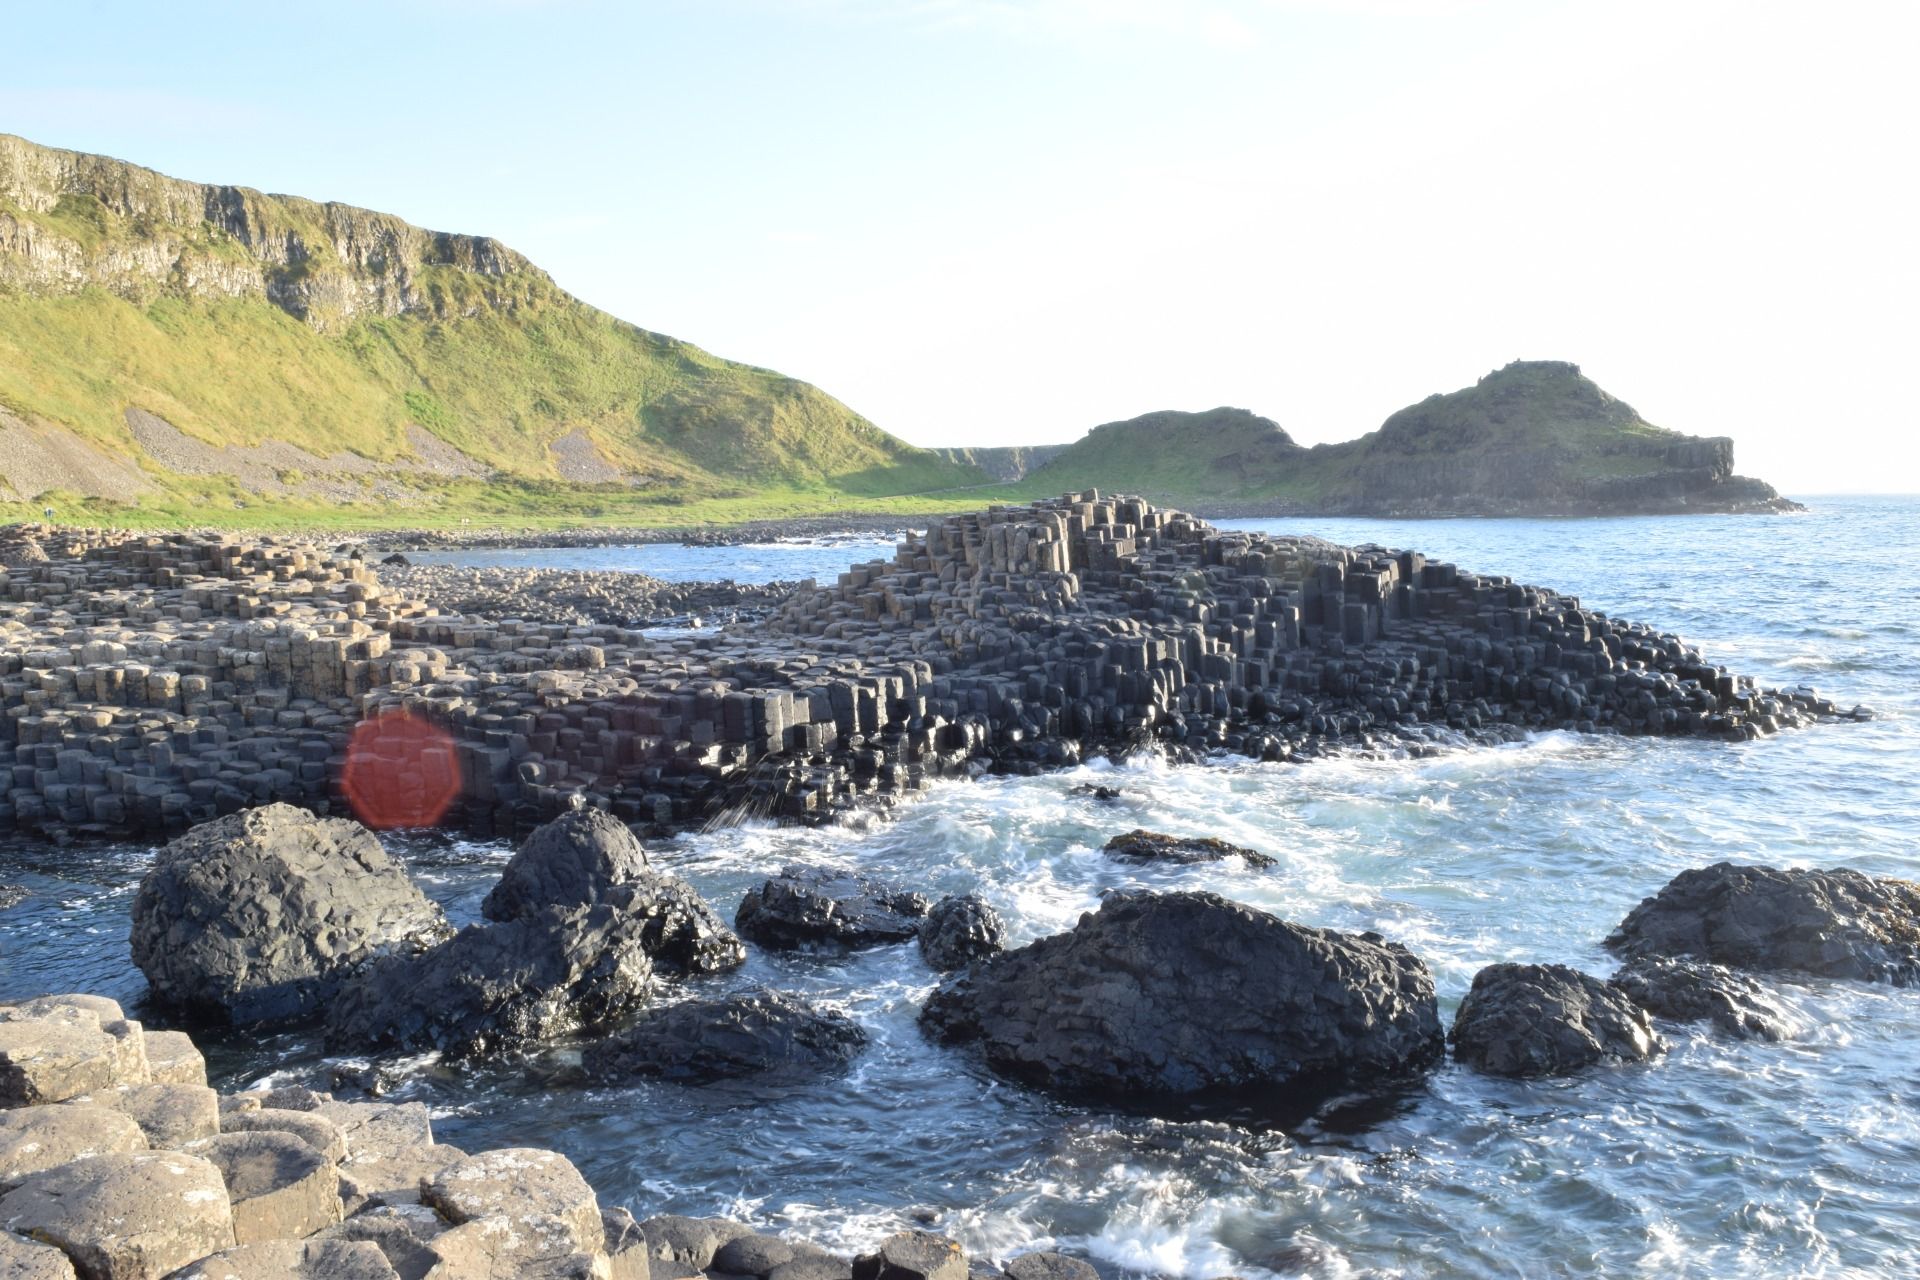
88;1082;220;1148
141;1031;207;1087
129;804;450;1025
185;1130;341;1244
218;1107;348;1164
921;890;1443;1108
1606;862;1920;985
853;1232;966;1280
422;1148;602;1256
0;1006;147;1105
1451;963;1666;1078
0;1104;148;1192
0;1150;235;1279
170;1237;399;1279
1001;1253;1099;1280
313;1202;448;1280
0;1229;78;1279
422;1213;612;1279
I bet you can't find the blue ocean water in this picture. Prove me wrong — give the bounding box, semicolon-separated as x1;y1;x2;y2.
4;497;1916;1278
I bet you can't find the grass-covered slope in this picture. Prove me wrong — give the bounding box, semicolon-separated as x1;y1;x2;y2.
1016;362;1795;515
0;133;983;524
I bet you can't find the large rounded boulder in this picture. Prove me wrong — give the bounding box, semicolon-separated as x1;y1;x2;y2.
130;804;449;1025
480;808;650;921
1450;963;1665;1078
483;809;744;975
584;989;867;1083
1605;861;1920;985
919;890;1443;1108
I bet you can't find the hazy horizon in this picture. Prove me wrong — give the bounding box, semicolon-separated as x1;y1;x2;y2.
5;0;1915;493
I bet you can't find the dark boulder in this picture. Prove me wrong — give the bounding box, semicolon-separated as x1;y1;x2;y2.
1605;861;1920;985
1450;962;1665;1078
919;895;1007;971
1609;956;1799;1041
583;989;867;1083
735;865;930;951
595;879;745;975
1069;784;1124;803
324;902;655;1058
480;810;744;975
129;804;449;1025
1101;830;1277;869
919;890;1442;1107
481;808;652;921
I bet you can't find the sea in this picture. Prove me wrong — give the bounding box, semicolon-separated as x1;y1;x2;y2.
3;496;1916;1278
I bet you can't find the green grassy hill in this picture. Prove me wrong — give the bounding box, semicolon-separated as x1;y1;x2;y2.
0;133;984;527
1013;362;1795;515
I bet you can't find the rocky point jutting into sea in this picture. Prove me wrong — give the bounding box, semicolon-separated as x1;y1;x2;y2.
0;493;1859;843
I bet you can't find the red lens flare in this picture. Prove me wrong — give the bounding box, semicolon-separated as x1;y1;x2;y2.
340;712;462;830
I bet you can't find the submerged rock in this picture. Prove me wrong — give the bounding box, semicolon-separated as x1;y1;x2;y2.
919;895;1007;972
1450;963;1665;1078
1609;956;1800;1041
324;903;656;1059
919;890;1442;1107
1101;829;1277;869
736;865;931;951
129;805;449;1025
0;884;24;912
480;808;651;921
583;989;867;1083
1605;861;1920;985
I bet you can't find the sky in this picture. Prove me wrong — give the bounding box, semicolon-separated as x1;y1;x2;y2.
4;0;1916;493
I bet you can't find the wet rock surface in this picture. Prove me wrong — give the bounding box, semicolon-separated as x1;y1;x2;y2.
920;890;1444;1108
1451;962;1666;1078
1101;829;1277;868
1605;861;1920;985
324;903;659;1059
918;895;1007;972
481;807;653;920
583;989;868;1083
1609;956;1800;1041
736;865;931;952
128;804;449;1024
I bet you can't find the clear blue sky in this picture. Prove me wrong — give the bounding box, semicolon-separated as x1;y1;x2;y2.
5;0;1916;491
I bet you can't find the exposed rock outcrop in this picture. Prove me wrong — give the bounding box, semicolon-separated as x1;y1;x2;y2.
128;804;448;1024
1605;862;1920;985
582;990;867;1083
323;903;658;1059
1608;956;1800;1041
919;891;1443;1108
1101;829;1276;868
735;866;931;952
1450;963;1666;1078
918;895;1008;972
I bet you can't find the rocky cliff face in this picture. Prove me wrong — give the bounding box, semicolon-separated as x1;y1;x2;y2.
0;133;545;331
